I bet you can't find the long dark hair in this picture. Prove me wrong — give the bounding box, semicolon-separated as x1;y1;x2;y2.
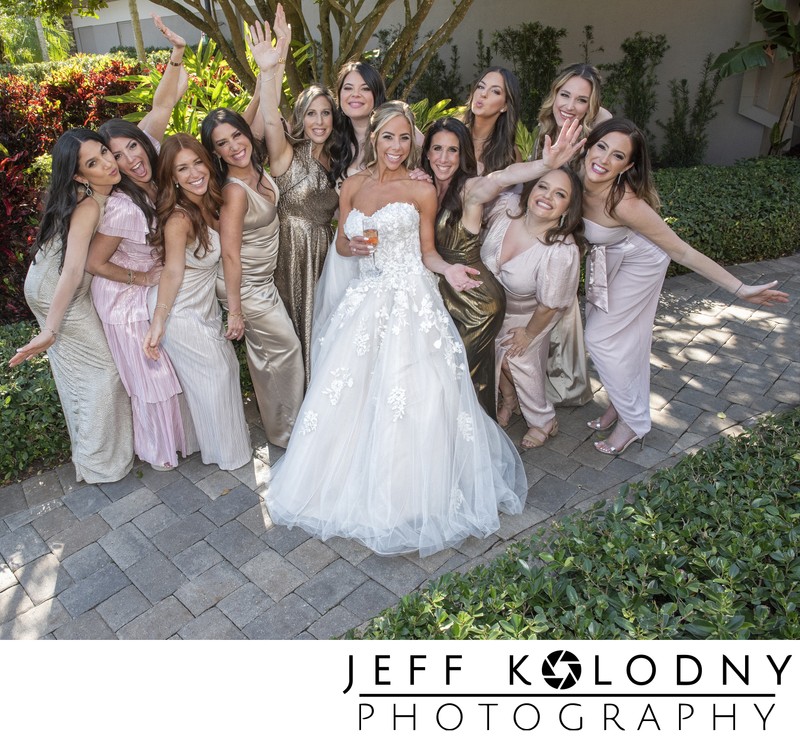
200;107;268;193
583;118;660;217
463;67;520;174
422;117;477;228
33;128;105;270
330;61;387;183
510;165;588;252
152;134;223;262
98;118;158;227
289;85;339;187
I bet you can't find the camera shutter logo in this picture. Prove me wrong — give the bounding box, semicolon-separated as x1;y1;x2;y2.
542;650;582;689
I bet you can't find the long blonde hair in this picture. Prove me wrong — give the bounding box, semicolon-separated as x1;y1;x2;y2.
361;101;420;170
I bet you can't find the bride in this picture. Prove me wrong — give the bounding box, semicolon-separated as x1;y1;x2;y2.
265;101;527;557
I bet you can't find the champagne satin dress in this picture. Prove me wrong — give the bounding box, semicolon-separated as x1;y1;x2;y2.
434;208;506;419
275;141;339;386
216;175;304;448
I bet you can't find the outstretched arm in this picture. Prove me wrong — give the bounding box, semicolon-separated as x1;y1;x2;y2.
140;14;188;143
617;196;789;306
10;198;101;366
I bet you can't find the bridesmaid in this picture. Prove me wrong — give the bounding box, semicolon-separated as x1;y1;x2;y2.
481;166;586;449
143;134;251;470
462;67;522;175
423;118;585;420
580;119;788;454
87;15;195;471
200;108;303;447
249;15;339;386
534;63;612;408
421;118;506;418
10;129;134;483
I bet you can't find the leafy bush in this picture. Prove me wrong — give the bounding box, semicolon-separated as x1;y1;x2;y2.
601;32;670;138
356;409;800;639
491;21;566;128
658;53;723;168
0;153;39;323
656;156;800;270
0;321;70;483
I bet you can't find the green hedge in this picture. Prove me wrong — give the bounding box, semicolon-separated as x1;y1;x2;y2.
0;322;70;483
356;409;800;639
656;156;800;272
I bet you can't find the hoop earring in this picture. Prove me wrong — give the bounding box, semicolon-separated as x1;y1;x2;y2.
83;181;92;197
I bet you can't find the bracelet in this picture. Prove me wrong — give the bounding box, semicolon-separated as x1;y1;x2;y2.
43;326;58;338
169;60;183;67
277;58;286;64
155;303;171;316
263;74;276;82
127;269;134;285
228;311;244;319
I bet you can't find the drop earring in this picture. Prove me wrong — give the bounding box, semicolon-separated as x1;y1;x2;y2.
83;181;92;197
616;172;623;185
559;213;566;228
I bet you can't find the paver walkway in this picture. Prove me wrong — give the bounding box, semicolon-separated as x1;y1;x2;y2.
1;255;797;640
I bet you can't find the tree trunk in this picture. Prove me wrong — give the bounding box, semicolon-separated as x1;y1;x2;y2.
62;13;78;56
129;0;147;62
770;55;800;154
35;19;50;62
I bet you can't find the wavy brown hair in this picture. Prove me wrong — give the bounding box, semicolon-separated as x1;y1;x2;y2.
509;165;587;253
152;133;223;263
462;67;520;174
289;85;339;187
582;118;660;218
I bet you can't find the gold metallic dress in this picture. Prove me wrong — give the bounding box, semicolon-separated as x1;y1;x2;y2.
435;209;506;419
216;175;304;448
275;140;339;386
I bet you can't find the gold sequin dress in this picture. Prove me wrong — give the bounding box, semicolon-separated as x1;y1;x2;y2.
275;140;339;386
435;209;506;419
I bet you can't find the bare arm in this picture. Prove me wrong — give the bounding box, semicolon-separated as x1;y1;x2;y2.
86;232;161;286
617;195;789;306
248;19;294;177
218;183;247;340
418;183;482;291
9;197;101;366
142;213;189;360
140;14;188;143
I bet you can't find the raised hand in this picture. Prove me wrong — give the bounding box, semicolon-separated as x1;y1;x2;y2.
542;117;585;169
273;3;292;55
152;13;186;50
248;20;289;73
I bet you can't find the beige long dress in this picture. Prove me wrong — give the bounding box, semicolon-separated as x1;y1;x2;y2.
481;201;581;431
216;175;303;448
275;140;339;386
23;193;134;483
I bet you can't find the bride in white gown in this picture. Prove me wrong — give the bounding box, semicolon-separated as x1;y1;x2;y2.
266;102;527;556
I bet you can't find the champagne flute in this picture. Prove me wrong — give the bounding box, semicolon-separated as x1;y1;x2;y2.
362;216;379;271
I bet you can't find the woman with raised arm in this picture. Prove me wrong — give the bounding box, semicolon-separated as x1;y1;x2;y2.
266;102;527;557
200;107;304;448
11;129;134;483
87;14;196;471
533;63;613;408
462;67;522;175
143;134;251;470
249;13;339;386
422;117;585;422
581;118;788;455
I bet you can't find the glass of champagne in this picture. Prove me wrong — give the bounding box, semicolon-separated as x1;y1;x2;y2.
362;216;379;271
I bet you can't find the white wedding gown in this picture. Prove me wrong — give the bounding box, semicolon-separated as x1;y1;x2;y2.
265;202;527;556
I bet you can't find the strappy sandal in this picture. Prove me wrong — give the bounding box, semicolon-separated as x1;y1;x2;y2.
521;418;558;449
497;393;520;428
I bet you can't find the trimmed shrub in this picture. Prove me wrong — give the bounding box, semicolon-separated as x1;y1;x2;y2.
0;321;70;483
356;410;800;640
656;156;800;271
